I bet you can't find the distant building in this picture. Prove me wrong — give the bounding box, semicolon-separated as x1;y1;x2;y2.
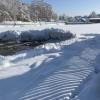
89;18;100;23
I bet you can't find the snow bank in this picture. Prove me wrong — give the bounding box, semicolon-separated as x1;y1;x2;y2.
0;30;19;42
21;28;74;42
0;28;74;42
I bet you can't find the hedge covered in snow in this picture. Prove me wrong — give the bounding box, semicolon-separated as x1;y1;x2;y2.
0;31;19;42
0;28;74;42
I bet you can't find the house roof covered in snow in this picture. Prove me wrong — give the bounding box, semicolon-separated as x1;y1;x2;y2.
89;18;100;20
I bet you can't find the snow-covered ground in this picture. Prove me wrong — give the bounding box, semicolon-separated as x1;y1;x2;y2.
0;23;100;100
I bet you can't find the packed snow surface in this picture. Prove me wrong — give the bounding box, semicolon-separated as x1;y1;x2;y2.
0;23;100;100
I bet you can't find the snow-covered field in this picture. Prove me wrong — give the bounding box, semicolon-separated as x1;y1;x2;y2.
0;23;100;100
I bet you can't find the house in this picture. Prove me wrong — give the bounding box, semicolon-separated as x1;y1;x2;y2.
89;18;100;23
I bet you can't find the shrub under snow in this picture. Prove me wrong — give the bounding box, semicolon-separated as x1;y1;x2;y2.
21;28;74;42
20;30;49;42
0;28;74;42
44;28;73;40
0;31;19;42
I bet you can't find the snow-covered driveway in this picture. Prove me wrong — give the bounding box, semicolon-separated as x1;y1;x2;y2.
0;24;100;100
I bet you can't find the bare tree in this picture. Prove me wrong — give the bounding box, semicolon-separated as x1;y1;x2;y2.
0;0;20;24
0;0;57;23
30;0;56;22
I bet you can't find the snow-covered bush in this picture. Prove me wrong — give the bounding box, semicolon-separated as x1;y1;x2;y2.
0;31;18;42
20;30;49;42
44;28;74;40
0;28;74;42
21;28;74;42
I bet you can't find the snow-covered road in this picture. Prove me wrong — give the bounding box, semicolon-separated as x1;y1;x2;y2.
0;24;100;100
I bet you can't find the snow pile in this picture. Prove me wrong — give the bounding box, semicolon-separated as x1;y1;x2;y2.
0;30;19;42
0;56;11;70
0;28;74;42
20;28;74;42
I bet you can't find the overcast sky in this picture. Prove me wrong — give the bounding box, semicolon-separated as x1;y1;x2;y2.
22;0;100;16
